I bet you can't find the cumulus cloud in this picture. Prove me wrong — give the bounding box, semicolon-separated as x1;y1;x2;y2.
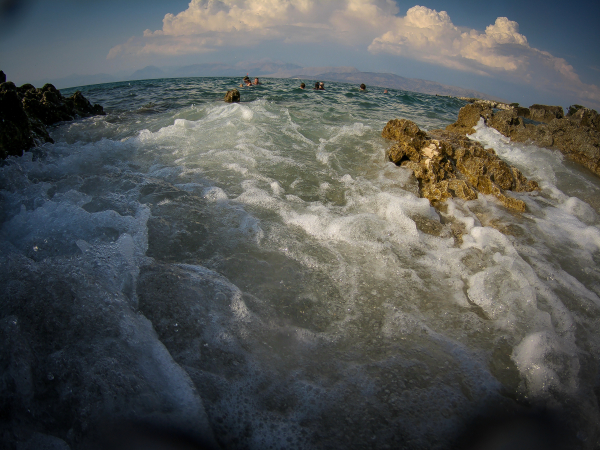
368;5;600;103
108;1;600;104
107;0;398;58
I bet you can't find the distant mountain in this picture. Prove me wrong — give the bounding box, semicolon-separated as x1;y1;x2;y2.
240;61;302;76
172;63;240;78
171;61;302;78
129;65;166;80
266;66;360;78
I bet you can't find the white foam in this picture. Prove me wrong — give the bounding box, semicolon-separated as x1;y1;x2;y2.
202;186;228;202
470;119;562;183
512;330;580;398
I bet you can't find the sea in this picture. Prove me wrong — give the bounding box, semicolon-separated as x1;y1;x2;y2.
1;77;600;449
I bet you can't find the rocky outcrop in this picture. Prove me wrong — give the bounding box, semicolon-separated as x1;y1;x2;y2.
445;103;495;136
0;74;105;159
526;104;564;123
566;105;600;130
224;89;240;103
446;101;600;177
383;119;539;212
457;97;512;111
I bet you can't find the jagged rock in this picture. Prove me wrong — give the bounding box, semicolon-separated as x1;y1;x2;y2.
457;97;512;110
383;119;538;211
0;74;105;159
528;104;564;123
566;105;600;131
446;102;600;177
65;90;105;117
224;89;240;103
445;102;494;135
382;118;427;141
0;70;5;83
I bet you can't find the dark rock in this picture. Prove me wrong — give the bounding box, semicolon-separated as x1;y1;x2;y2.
41;83;59;93
383;119;538;212
528;104;564;123
0;81;16;92
446;102;600;177
0;70;5;83
514;106;531;118
17;83;36;95
64;90;105;117
224;89;240;103
0;89;35;159
0;78;105;159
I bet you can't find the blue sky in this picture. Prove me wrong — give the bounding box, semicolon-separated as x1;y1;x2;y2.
2;0;599;109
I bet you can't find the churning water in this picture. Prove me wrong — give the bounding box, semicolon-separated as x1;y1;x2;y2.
1;77;600;449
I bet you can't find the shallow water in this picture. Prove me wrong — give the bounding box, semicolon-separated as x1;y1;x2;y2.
1;77;599;449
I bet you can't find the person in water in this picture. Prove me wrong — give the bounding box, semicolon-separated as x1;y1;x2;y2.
313;82;320;90
383;89;388;93
300;83;305;89
360;83;366;91
240;76;252;87
319;82;325;90
253;77;261;85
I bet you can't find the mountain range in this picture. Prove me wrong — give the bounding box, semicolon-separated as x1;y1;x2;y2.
33;61;502;101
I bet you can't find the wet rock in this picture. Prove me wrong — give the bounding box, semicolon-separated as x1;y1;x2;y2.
445;103;494;136
0;73;105;159
383;119;538;211
446;101;600;177
224;89;240;103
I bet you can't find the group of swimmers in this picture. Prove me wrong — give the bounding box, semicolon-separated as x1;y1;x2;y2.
298;82;373;92
240;75;389;93
239;75;261;87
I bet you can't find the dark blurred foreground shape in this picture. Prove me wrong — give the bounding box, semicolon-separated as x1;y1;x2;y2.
0;0;30;37
453;409;576;450
80;420;221;450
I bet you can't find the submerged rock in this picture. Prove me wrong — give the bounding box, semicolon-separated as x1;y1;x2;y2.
0;73;105;159
446;101;600;177
224;89;240;103
383;119;538;211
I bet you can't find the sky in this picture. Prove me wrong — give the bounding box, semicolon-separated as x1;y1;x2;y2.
1;0;600;110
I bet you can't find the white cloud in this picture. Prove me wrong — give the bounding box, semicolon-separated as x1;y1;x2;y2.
368;8;531;73
108;0;397;57
108;1;600;105
368;6;600;103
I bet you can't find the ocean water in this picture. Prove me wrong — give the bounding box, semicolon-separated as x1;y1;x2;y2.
1;77;600;449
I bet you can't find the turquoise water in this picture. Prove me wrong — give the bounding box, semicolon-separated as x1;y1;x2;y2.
1;77;600;449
